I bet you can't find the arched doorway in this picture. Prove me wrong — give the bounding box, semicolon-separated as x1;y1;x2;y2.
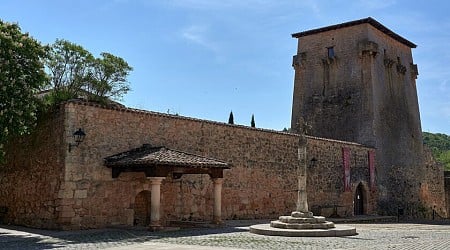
354;183;364;215
134;190;151;226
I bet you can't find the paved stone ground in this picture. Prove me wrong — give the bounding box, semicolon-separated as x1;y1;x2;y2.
1;220;450;249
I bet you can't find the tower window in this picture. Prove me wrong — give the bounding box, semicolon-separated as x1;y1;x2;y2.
327;47;335;58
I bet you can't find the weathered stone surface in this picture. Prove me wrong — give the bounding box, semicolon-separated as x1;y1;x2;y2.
0;19;446;231
291;211;313;218
445;171;450;217
74;190;87;199
291;18;445;217
0;108;65;229
251;223;355;237
306;137;378;217
279;215;326;224
0;101;379;229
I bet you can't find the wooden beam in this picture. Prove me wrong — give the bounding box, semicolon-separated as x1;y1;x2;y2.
110;165;225;179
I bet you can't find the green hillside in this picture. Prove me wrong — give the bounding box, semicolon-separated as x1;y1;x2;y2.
423;132;450;171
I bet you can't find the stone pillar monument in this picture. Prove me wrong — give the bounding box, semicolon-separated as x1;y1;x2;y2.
296;143;309;213
250;122;356;236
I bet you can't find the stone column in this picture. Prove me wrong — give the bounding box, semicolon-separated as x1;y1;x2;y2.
212;178;224;224
148;177;165;230
296;146;309;213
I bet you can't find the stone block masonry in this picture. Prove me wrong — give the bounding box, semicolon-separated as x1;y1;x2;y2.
0;109;66;229
445;171;450;217
1;18;446;229
291;18;435;216
421;147;447;218
0;100;378;229
306;136;377;217
61;101;302;229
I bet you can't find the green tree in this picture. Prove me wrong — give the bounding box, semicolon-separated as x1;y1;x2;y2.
228;111;234;124
44;39;94;103
282;127;292;133
0;20;47;161
87;52;132;101
44;39;132;105
251;114;255;127
438;150;450;171
423;132;450;170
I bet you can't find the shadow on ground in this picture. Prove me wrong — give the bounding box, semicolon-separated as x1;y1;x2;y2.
0;221;255;250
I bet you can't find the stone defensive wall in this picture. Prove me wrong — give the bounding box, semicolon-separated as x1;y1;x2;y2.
61;101;300;229
445;171;450;217
1;101;377;229
421;146;448;218
0;110;66;229
306;136;377;217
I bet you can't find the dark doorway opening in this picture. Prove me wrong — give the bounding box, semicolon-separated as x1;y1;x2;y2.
134;190;151;226
354;183;364;215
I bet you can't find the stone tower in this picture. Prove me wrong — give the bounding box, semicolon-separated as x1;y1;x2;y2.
291;17;424;214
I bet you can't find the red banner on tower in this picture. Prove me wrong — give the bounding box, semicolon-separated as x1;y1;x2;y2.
368;150;376;190
342;147;351;192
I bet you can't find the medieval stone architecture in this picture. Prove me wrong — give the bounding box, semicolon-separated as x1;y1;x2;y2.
291;17;446;216
0;101;379;229
0;17;447;230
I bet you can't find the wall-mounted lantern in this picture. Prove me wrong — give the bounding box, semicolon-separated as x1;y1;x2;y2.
68;128;86;152
309;157;317;168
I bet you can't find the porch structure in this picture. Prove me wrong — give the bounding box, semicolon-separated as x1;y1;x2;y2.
104;144;230;229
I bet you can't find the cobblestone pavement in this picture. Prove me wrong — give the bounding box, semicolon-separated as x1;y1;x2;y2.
1;220;450;249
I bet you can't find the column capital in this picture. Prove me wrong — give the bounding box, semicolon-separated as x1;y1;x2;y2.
212;178;224;185
147;177;165;185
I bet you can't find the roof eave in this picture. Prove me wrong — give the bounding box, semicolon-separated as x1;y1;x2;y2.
291;17;416;48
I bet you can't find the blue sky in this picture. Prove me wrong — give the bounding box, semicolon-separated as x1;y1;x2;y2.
2;0;449;134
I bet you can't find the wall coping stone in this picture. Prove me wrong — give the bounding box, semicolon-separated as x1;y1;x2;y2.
62;100;373;149
305;135;372;148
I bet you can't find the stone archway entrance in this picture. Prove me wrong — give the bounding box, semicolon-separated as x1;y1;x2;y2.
134;190;151;226
354;183;364;215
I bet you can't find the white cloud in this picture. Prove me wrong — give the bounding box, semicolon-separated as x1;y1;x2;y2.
180;25;225;62
181;25;217;51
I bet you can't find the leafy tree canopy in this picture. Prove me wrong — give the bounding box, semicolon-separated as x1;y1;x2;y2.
0;23;133;162
44;39;132;105
0;20;47;161
423;132;450;170
87;52;132;101
44;39;93;103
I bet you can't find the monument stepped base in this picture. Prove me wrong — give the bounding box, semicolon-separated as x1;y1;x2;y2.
249;223;357;237
250;211;356;237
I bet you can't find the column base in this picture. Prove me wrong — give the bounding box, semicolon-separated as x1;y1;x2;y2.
148;224;164;231
212;217;223;225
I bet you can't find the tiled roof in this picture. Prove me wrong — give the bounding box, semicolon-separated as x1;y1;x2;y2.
292;17;416;48
104;144;230;169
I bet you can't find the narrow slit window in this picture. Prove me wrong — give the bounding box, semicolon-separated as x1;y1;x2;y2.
327;47;335;58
